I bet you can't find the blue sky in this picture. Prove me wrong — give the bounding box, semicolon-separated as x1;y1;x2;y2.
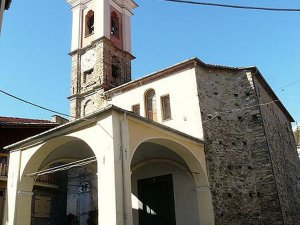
0;0;300;125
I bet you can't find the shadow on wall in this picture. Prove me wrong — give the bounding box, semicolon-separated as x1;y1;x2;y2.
67;210;98;225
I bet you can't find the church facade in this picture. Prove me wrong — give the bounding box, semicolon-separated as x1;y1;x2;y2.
4;0;300;225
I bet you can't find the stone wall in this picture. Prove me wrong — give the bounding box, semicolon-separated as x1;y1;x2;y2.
69;38;133;119
195;66;284;225
253;75;300;224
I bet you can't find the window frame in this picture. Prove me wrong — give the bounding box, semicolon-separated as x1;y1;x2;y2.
131;104;140;116
161;94;172;121
144;89;157;121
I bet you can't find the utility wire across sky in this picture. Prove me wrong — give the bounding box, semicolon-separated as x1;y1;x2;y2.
1;79;300;124
164;0;300;12
0;89;71;118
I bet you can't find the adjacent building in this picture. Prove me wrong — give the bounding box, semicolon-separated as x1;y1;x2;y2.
0;117;58;225
3;0;300;225
0;0;11;33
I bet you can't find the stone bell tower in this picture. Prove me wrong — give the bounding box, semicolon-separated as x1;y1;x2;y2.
66;0;137;119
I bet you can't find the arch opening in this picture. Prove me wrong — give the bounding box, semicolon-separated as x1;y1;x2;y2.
111;11;119;38
85;10;94;36
130;140;206;225
20;137;98;225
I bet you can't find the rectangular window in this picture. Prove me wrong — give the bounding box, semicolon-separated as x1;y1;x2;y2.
161;95;172;121
34;196;51;218
132;104;140;115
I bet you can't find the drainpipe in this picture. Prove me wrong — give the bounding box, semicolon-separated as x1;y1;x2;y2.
120;113;128;225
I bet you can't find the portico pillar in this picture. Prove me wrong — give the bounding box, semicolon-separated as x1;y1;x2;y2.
4;150;21;225
97;147;117;225
15;191;33;225
196;186;215;225
115;113;133;225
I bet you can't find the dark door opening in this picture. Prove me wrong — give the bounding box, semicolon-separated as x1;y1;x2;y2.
0;189;5;225
138;174;176;225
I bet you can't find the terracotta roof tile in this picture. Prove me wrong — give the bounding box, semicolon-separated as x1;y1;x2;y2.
0;116;56;125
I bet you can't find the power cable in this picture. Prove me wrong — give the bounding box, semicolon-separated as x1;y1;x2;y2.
203;94;300;123
276;79;300;91
164;0;300;12
1;86;299;126
203;99;280;123
0;89;72;118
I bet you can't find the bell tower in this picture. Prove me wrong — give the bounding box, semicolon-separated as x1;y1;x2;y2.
66;0;137;119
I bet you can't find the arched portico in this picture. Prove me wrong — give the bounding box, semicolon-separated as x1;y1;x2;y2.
4;107;215;225
129;138;214;225
8;136;98;225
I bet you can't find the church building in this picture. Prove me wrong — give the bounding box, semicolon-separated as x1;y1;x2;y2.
4;0;300;225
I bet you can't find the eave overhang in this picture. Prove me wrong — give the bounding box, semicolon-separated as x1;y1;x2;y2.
5;105;204;152
105;57;294;123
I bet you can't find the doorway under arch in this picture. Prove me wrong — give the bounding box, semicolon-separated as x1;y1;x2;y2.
130;140;209;225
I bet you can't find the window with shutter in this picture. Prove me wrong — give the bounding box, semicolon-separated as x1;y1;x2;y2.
132;104;140;115
161;95;172;121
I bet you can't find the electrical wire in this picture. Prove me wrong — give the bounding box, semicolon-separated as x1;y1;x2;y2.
5;88;298;180
164;0;300;12
0;89;72;118
203;99;280;123
1;86;299;126
276;79;300;91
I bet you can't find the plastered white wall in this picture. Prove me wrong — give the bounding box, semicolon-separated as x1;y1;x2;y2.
110;68;204;139
68;0;134;51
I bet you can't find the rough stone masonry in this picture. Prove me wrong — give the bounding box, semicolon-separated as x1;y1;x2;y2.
196;65;300;225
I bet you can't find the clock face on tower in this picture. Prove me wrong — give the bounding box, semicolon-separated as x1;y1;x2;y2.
81;50;96;73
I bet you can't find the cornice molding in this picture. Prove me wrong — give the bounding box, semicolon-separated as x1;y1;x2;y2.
111;0;138;11
68;36;135;60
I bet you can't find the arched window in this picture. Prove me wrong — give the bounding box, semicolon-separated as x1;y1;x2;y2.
85;10;94;36
111;12;119;38
83;100;93;117
145;89;157;121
